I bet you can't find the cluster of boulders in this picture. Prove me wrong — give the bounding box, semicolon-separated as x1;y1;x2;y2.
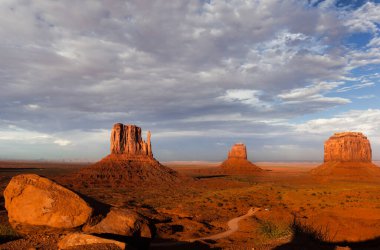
4;174;153;249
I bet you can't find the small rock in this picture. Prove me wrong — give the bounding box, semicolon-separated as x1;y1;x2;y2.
57;233;125;249
83;207;152;238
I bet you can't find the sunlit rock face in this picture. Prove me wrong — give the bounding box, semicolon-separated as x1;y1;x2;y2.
324;132;372;163
227;143;247;160
110;123;152;157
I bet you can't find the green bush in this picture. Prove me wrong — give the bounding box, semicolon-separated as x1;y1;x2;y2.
258;220;291;239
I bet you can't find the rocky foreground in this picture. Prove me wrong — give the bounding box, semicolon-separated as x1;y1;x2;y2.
2;174;153;249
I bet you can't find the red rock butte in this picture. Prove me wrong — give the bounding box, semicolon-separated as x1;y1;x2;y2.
220;143;262;172
311;132;380;180
110;123;153;158
324;132;371;163
69;123;178;187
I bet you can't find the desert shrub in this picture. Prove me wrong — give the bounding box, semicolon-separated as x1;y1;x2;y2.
258;220;291;239
0;223;19;243
290;218;334;242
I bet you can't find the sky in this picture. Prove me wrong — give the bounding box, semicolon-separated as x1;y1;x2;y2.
1;0;380;162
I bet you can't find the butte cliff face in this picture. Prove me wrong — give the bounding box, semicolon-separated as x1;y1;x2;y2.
227;143;247;160
220;143;262;172
68;123;178;187
110;123;152;157
324;132;372;163
311;132;380;180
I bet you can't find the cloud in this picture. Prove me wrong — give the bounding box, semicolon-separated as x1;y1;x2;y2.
294;109;380;136
336;82;375;92
24;104;41;110
343;2;380;34
278;81;344;100
355;95;376;99
0;0;379;161
219;89;271;109
0;125;71;146
53;139;71;146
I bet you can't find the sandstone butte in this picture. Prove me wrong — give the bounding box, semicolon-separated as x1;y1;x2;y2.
311;132;380;179
71;123;179;187
220;143;262;172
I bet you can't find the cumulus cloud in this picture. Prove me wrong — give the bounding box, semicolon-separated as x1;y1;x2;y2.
294;109;380;136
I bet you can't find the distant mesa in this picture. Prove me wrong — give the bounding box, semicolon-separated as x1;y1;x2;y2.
70;123;179;187
311;132;380;180
220;143;262;172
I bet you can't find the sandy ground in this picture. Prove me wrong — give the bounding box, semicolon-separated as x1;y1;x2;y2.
1;161;380;249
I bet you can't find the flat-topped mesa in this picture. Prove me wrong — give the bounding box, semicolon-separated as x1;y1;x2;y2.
110;123;153;157
324;132;372;163
228;143;247;160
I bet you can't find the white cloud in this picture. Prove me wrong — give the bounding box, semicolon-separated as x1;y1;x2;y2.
336;82;375;92
220;89;262;105
294;109;380;136
278;81;344;100
278;81;350;105
24;104;41;110
53;139;71;146
356;95;376;99
344;2;380;34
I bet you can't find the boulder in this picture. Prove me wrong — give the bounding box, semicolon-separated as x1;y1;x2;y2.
83;207;152;238
4;174;92;234
57;233;126;250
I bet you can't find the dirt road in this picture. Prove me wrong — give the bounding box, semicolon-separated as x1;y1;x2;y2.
152;207;260;247
189;207;260;242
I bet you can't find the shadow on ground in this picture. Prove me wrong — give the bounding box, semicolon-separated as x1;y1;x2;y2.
150;238;217;249
274;222;380;250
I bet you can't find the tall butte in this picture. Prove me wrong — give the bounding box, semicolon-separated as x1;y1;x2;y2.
220;143;262;172
110;123;153;158
71;123;178;187
311;132;380;180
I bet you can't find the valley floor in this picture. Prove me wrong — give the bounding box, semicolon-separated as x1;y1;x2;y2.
1;161;380;249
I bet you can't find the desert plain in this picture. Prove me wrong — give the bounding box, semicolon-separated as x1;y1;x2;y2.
1;150;380;249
